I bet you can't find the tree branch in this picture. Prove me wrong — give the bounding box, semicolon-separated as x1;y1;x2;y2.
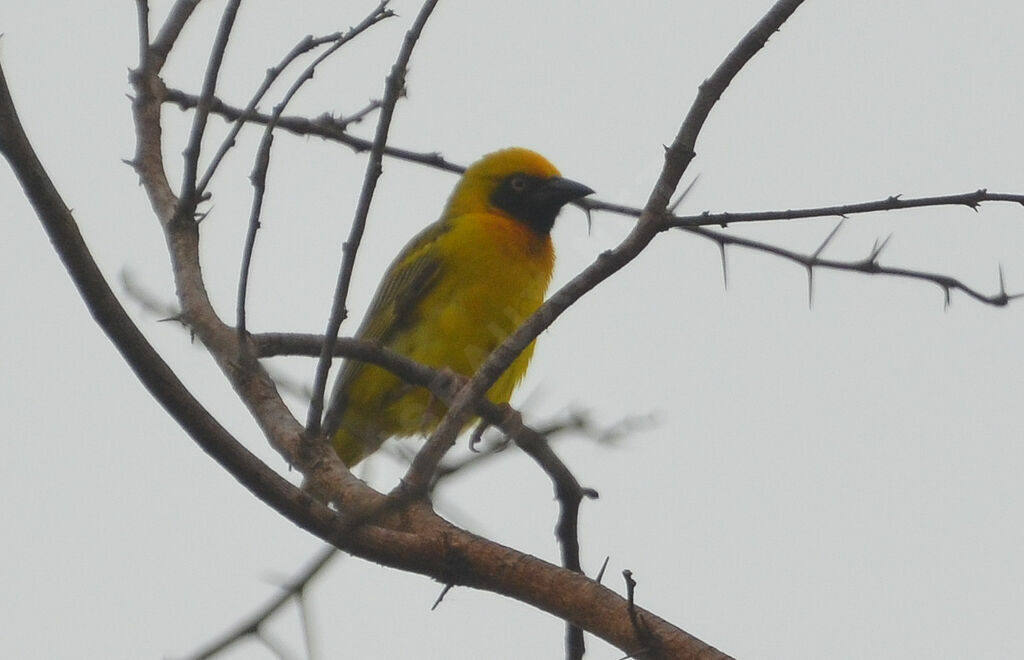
179;0;241;215
180;545;338;660
236;3;395;336
306;0;439;435
691;224;1021;307
162;85;465;172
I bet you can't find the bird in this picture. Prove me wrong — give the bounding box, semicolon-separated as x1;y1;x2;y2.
322;147;593;466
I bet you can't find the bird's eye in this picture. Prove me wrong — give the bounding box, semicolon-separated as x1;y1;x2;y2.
509;175;528;192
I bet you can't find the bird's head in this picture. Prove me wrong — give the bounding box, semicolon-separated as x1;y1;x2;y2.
444;147;594;235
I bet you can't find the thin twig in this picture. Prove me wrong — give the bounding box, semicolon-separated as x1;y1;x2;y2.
150;0;204;65
196;11;392;198
134;0;150;67
306;0;440;436
339;98;383;127
179;0;241;216
236;4;394;337
181;546;337;660
689;225;1023;306
163;86;464;173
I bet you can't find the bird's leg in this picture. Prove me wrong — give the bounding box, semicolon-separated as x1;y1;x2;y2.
470;403;521;453
468;419;489;452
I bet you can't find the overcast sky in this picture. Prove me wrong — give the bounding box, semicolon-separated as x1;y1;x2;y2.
4;2;1024;659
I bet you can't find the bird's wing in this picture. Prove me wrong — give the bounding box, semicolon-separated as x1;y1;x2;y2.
323;220;447;432
352;221;447;344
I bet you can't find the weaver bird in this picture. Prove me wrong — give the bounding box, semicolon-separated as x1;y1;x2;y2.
322;147;593;466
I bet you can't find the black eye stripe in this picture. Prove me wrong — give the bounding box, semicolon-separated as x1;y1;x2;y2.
490;173;555;234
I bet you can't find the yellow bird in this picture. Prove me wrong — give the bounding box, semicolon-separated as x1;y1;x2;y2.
322;148;593;466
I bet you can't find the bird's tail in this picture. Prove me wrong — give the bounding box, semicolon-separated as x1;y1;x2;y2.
332;427;365;467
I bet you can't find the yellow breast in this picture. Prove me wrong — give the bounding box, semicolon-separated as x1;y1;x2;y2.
335;212;553;463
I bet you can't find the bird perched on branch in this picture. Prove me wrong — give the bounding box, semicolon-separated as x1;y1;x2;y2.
322;147;593;466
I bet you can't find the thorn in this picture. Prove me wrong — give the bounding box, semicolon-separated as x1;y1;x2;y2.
595;556;610;583
869;233;893;263
812;219;845;259
718;242;729;291
623;570;636;606
943;286;952;310
970;188;988;211
998;263;1007;296
431;584;454;611
584;205;593;236
668;173;700;213
806;265;814;310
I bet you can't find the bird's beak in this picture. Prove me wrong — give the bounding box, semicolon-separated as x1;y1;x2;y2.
539;176;595;206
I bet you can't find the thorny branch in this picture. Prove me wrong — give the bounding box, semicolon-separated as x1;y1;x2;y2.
178;0;241;217
162;85;465;172
164;93;1024;309
692;223;1023;308
197;3;394;198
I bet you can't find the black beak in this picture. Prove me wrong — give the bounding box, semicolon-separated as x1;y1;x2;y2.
538;176;595;207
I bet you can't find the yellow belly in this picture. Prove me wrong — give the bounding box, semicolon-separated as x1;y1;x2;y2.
333;212;554;465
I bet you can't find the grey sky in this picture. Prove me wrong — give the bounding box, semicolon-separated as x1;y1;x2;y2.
3;2;1023;658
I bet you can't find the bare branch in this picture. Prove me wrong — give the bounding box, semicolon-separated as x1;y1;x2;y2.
689;226;1021;307
134;0;150;67
180;546;337;660
197;5;393;197
307;0;439;436
236;3;395;336
150;0;204;66
656;188;1024;228
163;86;464;173
179;0;241;215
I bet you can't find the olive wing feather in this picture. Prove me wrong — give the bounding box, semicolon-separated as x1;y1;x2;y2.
323;220;447;432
